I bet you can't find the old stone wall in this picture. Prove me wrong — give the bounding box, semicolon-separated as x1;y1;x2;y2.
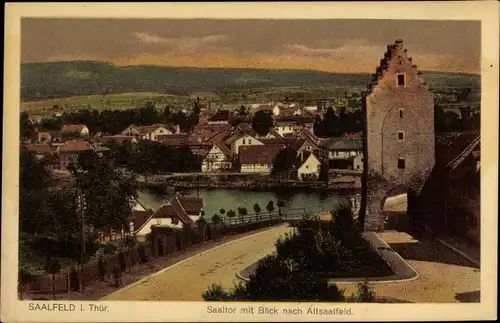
363;39;435;231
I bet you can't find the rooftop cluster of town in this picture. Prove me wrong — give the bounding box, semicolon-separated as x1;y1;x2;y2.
24;100;365;182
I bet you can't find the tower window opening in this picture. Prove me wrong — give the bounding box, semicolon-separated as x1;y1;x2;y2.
397;73;406;87
399;109;404;118
398;131;405;141
398;158;406;169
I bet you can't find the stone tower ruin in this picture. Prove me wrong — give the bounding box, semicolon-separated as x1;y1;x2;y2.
361;39;435;231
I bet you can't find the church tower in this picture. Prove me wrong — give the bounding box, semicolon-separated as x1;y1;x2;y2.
362;39;435;231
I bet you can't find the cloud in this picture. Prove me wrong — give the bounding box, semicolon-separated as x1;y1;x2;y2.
132;32;229;54
284;39;385;59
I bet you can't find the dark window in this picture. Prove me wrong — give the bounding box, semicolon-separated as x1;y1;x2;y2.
398;158;406;169
399;109;404;118
397;74;405;86
398;131;404;140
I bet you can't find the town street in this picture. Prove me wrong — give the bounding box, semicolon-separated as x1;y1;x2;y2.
103;224;480;303
102;224;293;301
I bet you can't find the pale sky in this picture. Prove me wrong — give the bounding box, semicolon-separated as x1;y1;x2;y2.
21;19;480;74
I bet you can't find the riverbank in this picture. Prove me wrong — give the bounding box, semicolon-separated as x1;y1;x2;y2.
139;178;361;192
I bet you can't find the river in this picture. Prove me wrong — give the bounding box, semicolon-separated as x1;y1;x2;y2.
136;188;352;219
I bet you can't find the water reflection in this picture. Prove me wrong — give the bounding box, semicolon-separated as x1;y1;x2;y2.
137;188;352;219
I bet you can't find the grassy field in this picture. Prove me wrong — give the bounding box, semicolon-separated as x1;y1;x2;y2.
20;61;480;113
20;92;191;113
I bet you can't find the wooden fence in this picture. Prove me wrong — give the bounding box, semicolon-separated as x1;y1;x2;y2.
21;213;287;296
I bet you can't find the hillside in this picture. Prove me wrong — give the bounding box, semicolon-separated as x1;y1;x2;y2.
21;61;480;102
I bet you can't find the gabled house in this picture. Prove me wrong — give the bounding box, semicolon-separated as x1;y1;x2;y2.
189;124;231;144
61;124;89;137
297;152;322;181
134;196;204;240
239;144;285;173
25;143;57;167
29;114;44;124
273;115;315;137
319;137;363;170
201;142;233;172
37;132;52;144
290;139;317;164
224;132;264;155
121;124;172;141
207;109;230;125
57;140;95;169
255;128;283;140
100;135;138;145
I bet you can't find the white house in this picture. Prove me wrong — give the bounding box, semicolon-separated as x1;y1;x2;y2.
122;124;173;141
319;137;363;170
61;124;90;137
225;133;264;155
353;153;364;171
201;142;233;172
134;197;203;240
297;152;322;181
239;144;284;173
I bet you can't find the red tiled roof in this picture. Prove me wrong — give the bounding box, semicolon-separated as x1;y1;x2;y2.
274;115;314;124
61;124;87;133
214;142;233;158
128;210;153;230
208;110;230;122
178;196;204;215
342;132;362;139
26;144;53;155
239;144;285;165
135;124;167;135
59;140;93;152
171;198;195;225
151;204;177;219
158;134;188;146
100;135;136;144
289;139;307;151
260;138;296;146
236;122;253;134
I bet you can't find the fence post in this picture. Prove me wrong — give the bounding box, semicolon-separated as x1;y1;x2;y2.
67;272;70;297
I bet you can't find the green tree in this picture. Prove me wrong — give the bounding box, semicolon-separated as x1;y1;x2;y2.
45;257;61;300
219;208;226;216
211;213;221;224
202;283;232;301
251;110;274;136
272;148;297;177
18;267;34;300
20;112;35;140
237;207;248;224
277;200;286;219
77;150;101;172
353;280;376;302
266;201;275;226
70;151;137;233
253;203;261;222
226;209;236;225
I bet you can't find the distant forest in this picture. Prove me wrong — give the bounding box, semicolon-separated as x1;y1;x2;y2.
21;61;481;101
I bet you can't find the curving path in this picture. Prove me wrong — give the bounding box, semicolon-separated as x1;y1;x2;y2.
103;225;480;303
102;224;293;301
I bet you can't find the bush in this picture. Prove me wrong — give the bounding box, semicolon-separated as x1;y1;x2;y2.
244;255;345;302
97;258;106;281
136;244;148;263
202;283;232;301
69;267;80;291
118;251;127;272
352;280;376;302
